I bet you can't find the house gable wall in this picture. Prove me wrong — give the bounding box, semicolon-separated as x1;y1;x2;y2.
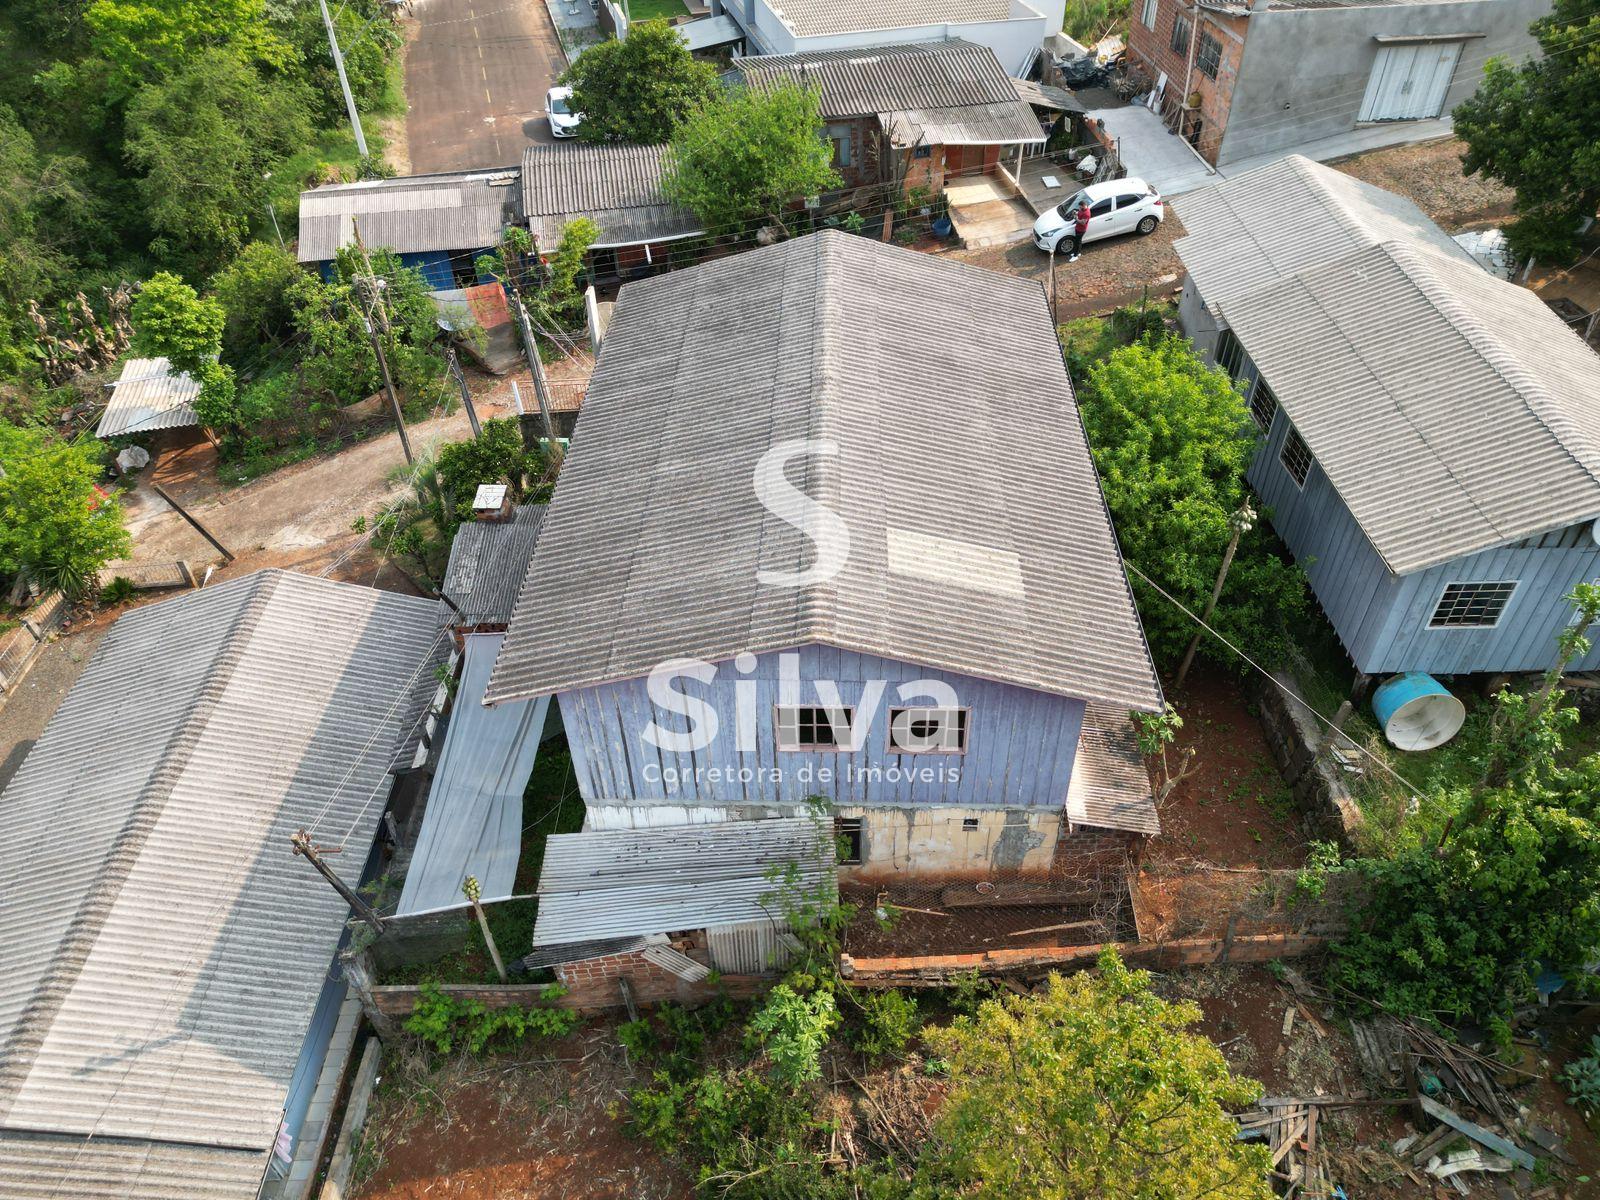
558;643;1087;809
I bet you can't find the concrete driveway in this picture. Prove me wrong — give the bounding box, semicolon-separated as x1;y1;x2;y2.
405;0;566;172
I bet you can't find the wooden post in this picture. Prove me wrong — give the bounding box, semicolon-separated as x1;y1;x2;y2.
513;297;556;442
151;483;235;563
463;876;507;982
1318;701;1353;755
290;829;385;936
340;949;399;1041
446;347;481;438
1175;499;1256;687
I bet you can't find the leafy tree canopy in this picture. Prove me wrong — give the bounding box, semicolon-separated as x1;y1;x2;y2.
1078;335;1307;671
209;241;303;361
0;422;129;597
923;950;1272;1200
123;49;312;276
131;270;223;374
663;83;839;232
86;0;292;99
560;20;718;144
1453;0;1600;260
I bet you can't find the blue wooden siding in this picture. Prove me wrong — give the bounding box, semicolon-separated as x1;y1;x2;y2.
559;644;1087;808
1239;362;1600;676
313;247;491;291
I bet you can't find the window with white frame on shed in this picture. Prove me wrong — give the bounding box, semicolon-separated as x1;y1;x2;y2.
887;707;969;754
1430;581;1518;628
776;705;854;750
1280;424;1313;487
1141;0;1158;28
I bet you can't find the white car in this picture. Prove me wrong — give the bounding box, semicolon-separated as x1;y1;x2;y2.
1032;177;1164;254
546;87;581;138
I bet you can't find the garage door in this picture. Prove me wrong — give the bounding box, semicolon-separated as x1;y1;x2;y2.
1359;42;1463;122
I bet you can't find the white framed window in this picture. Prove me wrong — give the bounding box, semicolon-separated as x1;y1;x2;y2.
1197;30;1222;79
887;707;970;754
1429;580;1518;629
1249;378;1278;431
1280;424;1313;488
776;705;853;750
1141;0;1158;29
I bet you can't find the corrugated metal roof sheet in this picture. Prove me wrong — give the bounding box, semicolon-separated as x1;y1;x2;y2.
737;41;1026;118
96;357;200;439
486;230;1162;712
514;935;653;971
1173;154;1471;310
521;143;700;248
1066;704;1159;835
533;818;836;945
0;1133;267;1200
441;506;546;627
766;0;1011;38
0;570;443;1197
396;633;549;915
1221;240;1600;574
297;170;520;263
678;12;743;49
1012;76;1086;113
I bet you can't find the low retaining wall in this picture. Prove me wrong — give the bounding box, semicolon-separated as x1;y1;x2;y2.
842;931;1326;985
369;973;769;1019
0;591;68;695
1250;671;1365;849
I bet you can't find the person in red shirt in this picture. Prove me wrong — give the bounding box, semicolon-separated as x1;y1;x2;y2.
1067;199;1092;261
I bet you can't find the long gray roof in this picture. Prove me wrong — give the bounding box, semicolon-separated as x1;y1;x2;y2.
0;571;442;1199
766;0;1012;38
441;505;547;627
735;42;1044;145
521;142;700;248
485;230;1161;711
297;169;520;262
1222;239;1600;574
1174;154;1471;309
532;818;836;945
96;357;200;439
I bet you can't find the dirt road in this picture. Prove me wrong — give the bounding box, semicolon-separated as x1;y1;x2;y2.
405;0;565;172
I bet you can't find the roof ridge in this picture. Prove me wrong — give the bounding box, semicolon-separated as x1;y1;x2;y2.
0;572;285;1121
1382;240;1600;489
800;233;845;635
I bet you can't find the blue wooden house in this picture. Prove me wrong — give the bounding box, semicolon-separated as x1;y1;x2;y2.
1176;156;1600;679
296;169;520;291
485;230;1164;889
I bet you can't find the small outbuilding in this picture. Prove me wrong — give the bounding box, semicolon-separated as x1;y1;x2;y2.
97;356;201;440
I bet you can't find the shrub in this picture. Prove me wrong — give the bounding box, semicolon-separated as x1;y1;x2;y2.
852;988;919;1059
403;981;577;1055
1562;1035;1600;1114
99;575;136;605
745;984;837;1086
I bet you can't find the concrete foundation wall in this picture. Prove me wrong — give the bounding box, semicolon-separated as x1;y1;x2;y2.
1219;0;1543;164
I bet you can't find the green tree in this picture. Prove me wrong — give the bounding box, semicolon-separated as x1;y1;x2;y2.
123;49;312;274
209;241;303;360
131;271;223;373
1453;0;1600;261
1078;336;1306;671
923;950;1271;1200
86;0;291;99
0;423;130;597
560;20;719;145
663;83;839;232
433;418;551;528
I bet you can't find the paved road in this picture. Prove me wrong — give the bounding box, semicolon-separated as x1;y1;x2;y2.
406;0;565;172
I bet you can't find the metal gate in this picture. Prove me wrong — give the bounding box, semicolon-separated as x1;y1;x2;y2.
1358;41;1462;122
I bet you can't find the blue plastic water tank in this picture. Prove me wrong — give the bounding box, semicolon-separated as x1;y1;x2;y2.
1371;673;1466;751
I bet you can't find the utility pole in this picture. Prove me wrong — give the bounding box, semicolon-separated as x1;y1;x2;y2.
351;219;413;465
513;297;557;442
291;829;386;936
319;0;370;160
1175;499;1256;688
445;346;482;438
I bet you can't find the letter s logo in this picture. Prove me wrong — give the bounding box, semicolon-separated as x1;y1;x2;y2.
752;439;851;588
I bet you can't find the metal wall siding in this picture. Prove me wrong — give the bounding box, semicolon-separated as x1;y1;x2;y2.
560;645;1085;808
705;920;789;974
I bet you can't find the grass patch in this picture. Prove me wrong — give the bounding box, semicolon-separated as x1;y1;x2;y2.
621;0;690;23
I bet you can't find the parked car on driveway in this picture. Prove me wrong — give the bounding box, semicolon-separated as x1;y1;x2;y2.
546;87;581;138
1033;178;1163;253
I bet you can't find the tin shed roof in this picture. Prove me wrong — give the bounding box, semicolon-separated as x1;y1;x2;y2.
441;505;547;627
1066;704;1159;835
735;42;1044;144
485;230;1161;711
521;142;700;248
297;170;520;263
532;818;836;946
766;0;1013;38
96;357;200;439
0;570;443;1199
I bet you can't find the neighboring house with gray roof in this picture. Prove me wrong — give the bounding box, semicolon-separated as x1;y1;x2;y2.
297;169;521;291
710;0;1065;76
486;229;1162;886
0;570;443;1200
732;41;1047;191
1176;156;1600;678
521;142;701;284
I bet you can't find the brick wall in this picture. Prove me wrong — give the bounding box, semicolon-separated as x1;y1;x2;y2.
1124;0;1250;164
554;948;732;1009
